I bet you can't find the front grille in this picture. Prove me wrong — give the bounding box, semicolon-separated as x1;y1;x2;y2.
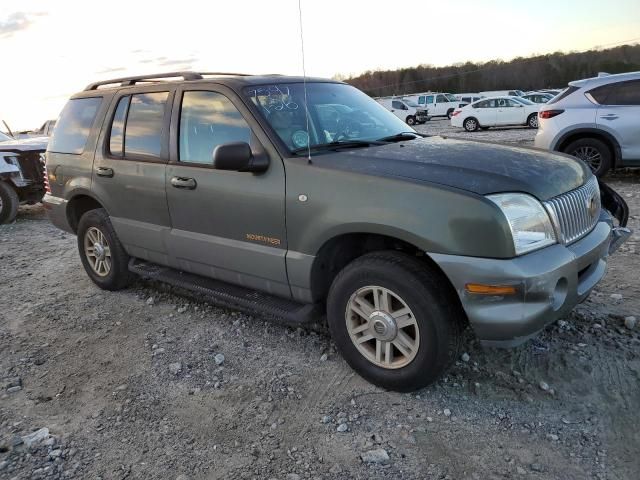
543;176;600;245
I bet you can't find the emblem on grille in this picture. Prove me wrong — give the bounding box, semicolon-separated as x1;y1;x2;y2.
587;194;598;218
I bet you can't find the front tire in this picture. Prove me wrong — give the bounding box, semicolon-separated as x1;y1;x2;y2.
463;117;479;132
77;208;134;291
563;137;612;177
326;251;464;392
0;181;19;224
406;115;416;126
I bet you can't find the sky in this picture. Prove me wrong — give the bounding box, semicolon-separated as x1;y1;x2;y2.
1;0;639;130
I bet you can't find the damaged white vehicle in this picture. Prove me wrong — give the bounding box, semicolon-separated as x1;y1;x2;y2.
0;131;48;223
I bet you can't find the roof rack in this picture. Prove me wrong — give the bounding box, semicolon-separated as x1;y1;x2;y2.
84;71;251;91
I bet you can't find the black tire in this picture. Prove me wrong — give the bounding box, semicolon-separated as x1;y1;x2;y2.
446;109;455;120
326;251;464;392
463;117;479;132
405;116;416;126
77;208;134;291
527;113;538;129
0;181;19;224
562;137;612;178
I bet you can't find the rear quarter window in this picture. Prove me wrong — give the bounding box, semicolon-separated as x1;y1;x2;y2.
547;86;579;105
49;97;103;154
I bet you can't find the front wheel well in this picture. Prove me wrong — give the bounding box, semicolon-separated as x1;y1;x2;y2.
66;195;105;233
557;131;619;167
309;233;459;308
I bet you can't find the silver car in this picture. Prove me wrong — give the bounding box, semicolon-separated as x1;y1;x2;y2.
535;71;640;177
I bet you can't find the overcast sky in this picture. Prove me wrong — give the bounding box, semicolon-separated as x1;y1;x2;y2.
1;0;639;130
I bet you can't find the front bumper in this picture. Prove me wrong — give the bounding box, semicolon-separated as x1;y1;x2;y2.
431;217;621;347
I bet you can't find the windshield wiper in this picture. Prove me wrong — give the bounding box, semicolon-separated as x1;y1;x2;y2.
376;132;424;143
291;139;386;155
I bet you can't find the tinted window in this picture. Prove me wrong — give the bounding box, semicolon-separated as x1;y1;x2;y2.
179;91;251;164
594;80;640;105
462;97;471;102
436;94;447;103
391;100;404;109
109;96;130;157
124;92;168;158
49;97;102;154
425;96;434;104
548;85;579;105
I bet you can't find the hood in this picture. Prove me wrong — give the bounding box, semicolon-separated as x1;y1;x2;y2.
313;136;589;201
0;136;48;152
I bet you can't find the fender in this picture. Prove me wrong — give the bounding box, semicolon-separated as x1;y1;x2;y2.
554;127;622;167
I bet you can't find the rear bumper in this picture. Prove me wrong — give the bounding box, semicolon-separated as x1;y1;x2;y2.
43;193;73;233
430;219;616;347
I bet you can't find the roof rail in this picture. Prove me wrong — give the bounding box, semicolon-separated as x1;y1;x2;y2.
84;71;251;91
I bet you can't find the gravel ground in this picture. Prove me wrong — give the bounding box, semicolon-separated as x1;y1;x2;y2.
1;121;639;479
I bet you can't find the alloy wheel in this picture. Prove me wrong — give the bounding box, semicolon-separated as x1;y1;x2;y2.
571;146;602;172
84;226;112;277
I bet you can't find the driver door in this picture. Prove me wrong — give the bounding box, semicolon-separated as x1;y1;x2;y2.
165;85;290;298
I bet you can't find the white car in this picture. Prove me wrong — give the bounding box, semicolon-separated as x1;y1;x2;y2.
521;92;554;104
535;71;640;177
403;92;462;118
478;89;525;97
451;96;540;131
376;98;430;125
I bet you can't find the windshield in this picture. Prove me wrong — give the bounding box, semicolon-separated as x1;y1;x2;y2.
512;97;534;105
445;93;458;102
0;131;12;142
245;83;414;152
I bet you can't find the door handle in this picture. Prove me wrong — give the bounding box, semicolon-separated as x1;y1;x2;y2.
600;114;619;120
170;176;197;190
96;167;114;178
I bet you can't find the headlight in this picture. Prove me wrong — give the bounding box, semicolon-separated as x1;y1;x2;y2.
487;193;556;255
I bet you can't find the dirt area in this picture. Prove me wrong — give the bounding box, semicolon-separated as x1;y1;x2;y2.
1;121;639;480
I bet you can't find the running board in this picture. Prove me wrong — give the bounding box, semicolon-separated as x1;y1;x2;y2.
128;259;322;326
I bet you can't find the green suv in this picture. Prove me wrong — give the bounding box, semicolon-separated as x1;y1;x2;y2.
44;72;630;392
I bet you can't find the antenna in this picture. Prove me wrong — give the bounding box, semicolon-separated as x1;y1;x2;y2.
297;0;312;162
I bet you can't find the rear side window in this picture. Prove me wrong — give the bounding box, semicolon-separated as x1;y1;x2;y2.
590;80;640;105
179;91;252;164
49;97;102;154
107;92;169;159
547;86;579;105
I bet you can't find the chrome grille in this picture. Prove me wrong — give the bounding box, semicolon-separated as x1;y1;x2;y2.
543;176;600;245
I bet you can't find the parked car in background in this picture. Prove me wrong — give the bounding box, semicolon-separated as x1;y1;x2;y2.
479;89;524;97
4;120;57;139
0;131;48;223
376;97;429;125
539;89;563;96
451;96;540;131
403;92;462;119
522;92;554;104
455;93;484;106
535;71;640;177
43;71;630;392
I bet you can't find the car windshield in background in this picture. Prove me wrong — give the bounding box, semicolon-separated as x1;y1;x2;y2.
512;97;535;105
244;83;413;152
445;94;458;102
0;131;12;142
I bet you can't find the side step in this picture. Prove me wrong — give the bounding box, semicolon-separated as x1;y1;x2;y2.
128;259;322;326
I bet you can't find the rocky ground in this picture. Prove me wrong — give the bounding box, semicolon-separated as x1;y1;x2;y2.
1;120;639;479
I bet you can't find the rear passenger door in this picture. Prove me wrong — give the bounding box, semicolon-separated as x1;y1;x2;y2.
92;86;173;265
472;99;497;126
165;85;289;298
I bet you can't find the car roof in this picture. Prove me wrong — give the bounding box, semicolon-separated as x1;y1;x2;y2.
569;70;640;88
72;72;343;98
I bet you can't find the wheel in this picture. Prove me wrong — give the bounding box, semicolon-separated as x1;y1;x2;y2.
405;116;416;126
562;137;612;177
77;208;134;291
326;251;464;392
527;113;539;129
463;117;479;132
447;109;455;120
0;181;19;224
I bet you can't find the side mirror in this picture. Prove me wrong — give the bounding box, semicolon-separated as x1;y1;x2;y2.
212;142;269;173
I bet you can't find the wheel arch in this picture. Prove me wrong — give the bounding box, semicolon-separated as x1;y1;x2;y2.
66;193;107;233
556;129;622;168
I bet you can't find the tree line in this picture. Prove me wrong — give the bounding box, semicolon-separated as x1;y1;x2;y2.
344;44;640;96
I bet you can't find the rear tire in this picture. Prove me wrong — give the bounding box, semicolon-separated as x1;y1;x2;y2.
527;113;539;129
77;208;135;291
326;251;464;392
406;116;416;126
0;181;19;224
447;109;455;120
463;117;479;132
563;137;612;178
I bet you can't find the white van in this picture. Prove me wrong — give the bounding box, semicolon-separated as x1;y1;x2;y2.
376;98;430;125
479;89;525;97
455;93;484;105
402;92;463;119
